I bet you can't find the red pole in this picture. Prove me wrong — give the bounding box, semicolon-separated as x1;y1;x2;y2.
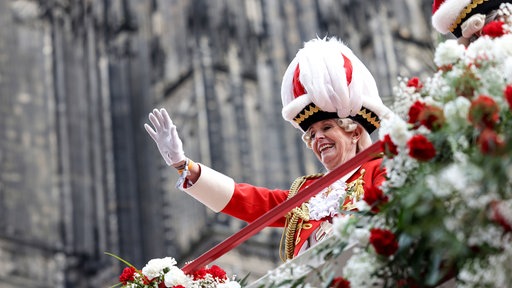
181;140;383;273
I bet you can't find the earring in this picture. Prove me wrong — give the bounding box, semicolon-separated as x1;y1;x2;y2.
352;139;357;144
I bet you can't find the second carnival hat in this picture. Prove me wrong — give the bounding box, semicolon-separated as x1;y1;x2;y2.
281;37;392;133
432;0;512;38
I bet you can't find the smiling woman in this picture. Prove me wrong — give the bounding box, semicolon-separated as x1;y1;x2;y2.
145;37;394;263
303;118;372;171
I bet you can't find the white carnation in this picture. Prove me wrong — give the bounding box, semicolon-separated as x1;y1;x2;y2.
379;115;411;147
142;257;177;280
163;266;191;287
434;39;465;67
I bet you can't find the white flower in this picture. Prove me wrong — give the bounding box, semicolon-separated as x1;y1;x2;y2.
343;250;382;288
434;39;465;67
379;114;411;147
332;215;354;240
141;257;177;280
494;34;512;58
504;57;512;82
163;266;191;287
465;36;498;64
353;200;370;212
427;163;475;198
443;96;471;130
383;153;418;187
391;77;422;118
350;228;370;247
267;262;310;285
218;281;242;288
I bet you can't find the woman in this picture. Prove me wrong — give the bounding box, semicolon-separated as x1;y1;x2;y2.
432;0;512;46
145;37;393;260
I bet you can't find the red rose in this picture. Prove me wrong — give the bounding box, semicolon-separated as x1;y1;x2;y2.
407;134;436;161
418;104;445;131
207;265;227;280
468;95;500;128
408;100;427;127
364;184;388;213
369;228;399;256
481;21;505;38
477;128;505;155
330;277;351;288
407;77;423;91
381;134;398;157
504;85;512;110
119;267;136;285
489;201;512;232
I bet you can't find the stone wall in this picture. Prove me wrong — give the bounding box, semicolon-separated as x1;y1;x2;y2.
0;0;435;286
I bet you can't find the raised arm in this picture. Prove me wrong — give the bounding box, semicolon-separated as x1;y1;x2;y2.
144;108;200;183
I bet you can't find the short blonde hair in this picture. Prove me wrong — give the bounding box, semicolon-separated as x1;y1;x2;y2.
302;118;372;153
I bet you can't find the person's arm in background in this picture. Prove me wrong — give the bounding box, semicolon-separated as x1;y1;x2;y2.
144;108;289;225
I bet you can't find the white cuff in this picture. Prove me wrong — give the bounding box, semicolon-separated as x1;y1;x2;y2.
182;163;235;212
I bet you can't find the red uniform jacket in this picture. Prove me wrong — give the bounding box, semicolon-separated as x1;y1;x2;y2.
221;157;386;257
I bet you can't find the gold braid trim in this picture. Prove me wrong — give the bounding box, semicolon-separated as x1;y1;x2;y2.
293;104;321;125
449;0;489;33
342;169;366;211
279;173;323;262
358;108;380;128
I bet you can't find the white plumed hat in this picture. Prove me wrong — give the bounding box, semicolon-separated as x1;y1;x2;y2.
432;0;511;37
281;37;392;133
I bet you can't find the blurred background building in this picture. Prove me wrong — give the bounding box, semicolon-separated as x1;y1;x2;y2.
0;0;438;287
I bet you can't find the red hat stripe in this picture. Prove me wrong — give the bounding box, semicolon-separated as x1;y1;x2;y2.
292;64;307;98
342;54;353;85
432;0;443;13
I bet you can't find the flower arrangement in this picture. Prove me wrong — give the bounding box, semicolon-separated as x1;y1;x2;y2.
261;3;512;288
331;4;512;288
107;253;241;288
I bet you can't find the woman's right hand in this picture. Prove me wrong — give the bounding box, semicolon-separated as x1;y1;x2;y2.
144;108;186;167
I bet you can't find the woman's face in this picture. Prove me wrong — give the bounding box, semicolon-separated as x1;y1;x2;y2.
307;119;358;171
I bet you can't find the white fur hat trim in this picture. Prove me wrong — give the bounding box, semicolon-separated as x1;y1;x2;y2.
432;0;472;34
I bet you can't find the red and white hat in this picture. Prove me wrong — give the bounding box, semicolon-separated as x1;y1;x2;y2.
281;37;392;133
432;0;511;37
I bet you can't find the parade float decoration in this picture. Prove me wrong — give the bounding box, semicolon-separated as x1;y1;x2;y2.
111;4;512;288
250;4;512;288
107;252;242;288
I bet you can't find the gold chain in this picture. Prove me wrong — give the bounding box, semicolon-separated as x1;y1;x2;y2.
279;173;323;261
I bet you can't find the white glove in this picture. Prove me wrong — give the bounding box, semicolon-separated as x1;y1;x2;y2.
144;108;186;166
